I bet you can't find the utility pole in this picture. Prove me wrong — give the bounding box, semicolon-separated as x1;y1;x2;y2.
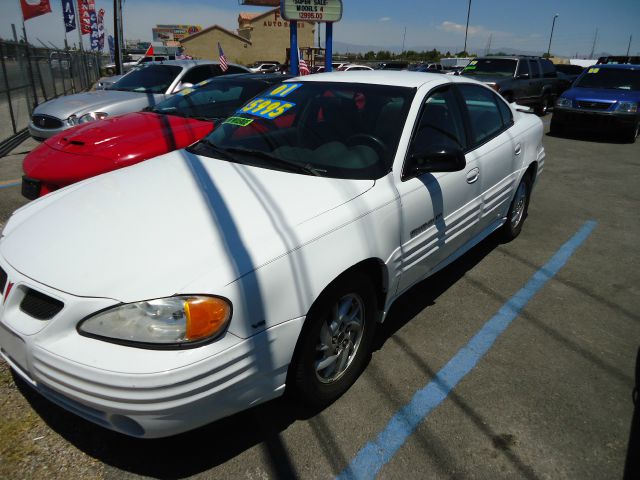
589;28;598;59
463;0;472;54
113;0;123;75
627;35;633;56
401;26;406;59
546;13;559;57
485;33;492;55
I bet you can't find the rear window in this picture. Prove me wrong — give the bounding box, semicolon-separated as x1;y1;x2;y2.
540;59;557;78
462;59;517;77
111;64;182;93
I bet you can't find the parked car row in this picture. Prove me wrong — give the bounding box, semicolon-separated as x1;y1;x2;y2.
3;69;545;439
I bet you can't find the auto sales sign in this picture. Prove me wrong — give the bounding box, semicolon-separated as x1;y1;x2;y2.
280;0;343;22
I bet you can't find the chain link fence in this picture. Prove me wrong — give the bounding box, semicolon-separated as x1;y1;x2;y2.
0;40;103;155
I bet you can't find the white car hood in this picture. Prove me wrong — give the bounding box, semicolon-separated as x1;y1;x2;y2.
0;150;374;302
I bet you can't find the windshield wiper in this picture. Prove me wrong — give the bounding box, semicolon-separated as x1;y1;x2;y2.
223;147;324;176
188;139;236;161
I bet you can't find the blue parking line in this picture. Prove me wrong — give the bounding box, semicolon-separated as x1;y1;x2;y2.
338;220;597;480
0;181;20;189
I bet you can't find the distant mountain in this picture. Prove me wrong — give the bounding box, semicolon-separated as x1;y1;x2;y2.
330;40;612;59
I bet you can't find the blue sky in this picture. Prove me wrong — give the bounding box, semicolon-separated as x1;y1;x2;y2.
1;0;638;57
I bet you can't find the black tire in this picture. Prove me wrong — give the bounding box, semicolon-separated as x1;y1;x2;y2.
549;119;565;137
288;271;377;407
625;122;639;144
535;94;552;116
502;174;532;242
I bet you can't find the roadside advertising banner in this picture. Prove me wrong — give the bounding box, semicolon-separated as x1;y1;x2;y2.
78;0;91;34
89;5;99;50
97;8;105;50
62;0;76;32
20;0;52;21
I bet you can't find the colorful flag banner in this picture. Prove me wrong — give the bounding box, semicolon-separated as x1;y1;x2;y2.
218;42;228;72
144;45;154;56
61;0;76;32
20;0;52;21
78;0;91;35
89;3;99;51
97;8;104;50
108;34;114;62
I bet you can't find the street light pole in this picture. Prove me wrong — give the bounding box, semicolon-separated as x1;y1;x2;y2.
463;0;472;55
546;13;559;58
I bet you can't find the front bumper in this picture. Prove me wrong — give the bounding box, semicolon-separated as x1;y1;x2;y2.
28;121;69;140
0;259;304;438
552;108;638;132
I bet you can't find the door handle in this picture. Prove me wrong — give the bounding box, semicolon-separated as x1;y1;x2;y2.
514;144;522;156
466;167;479;184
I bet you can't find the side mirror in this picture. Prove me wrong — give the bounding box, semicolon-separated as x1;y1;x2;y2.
407;146;466;176
516;73;530;80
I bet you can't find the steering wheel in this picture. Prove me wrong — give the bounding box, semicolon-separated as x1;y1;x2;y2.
346;133;388;158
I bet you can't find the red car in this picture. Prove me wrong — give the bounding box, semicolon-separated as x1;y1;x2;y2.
22;74;289;199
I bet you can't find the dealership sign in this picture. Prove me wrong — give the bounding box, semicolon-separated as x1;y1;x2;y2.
280;0;342;22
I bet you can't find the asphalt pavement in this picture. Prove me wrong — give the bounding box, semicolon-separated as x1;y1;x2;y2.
0;119;638;479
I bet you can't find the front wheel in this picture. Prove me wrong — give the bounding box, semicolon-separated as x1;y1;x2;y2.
502;175;532;241
289;271;377;407
625;122;639;144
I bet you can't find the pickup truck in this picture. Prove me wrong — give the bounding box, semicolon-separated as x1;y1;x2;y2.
461;56;560;115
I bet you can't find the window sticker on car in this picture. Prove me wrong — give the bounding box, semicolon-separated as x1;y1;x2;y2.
238;98;296;119
464;65;477;71
469;60;478;65
267;83;302;98
177;88;194;96
196;80;211;87
223;116;254;127
587;68;600;74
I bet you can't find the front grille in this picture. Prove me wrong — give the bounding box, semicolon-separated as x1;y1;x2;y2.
20;289;64;320
31;114;63;129
0;267;6;294
577;101;611;111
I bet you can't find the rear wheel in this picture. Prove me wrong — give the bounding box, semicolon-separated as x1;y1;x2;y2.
535;94;552;116
289;271;377;407
502;175;532;241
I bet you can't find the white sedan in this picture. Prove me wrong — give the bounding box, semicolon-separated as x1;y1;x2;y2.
0;71;544;438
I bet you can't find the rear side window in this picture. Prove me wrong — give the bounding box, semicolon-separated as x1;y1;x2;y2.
516;60;529;77
457;84;505;146
528;60;541;78
182;65;218;84
540;59;557;78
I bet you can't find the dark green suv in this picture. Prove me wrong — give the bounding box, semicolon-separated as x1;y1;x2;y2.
461;56;560;115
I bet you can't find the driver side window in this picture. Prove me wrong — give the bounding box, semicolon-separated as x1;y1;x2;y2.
409;86;466;157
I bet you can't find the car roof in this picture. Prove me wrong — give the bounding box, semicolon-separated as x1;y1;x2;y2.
591;64;640;70
144;59;248;70
286;70;456;88
474;56;539;61
202;73;292;83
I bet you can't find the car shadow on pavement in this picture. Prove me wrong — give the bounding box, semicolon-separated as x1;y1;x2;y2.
15;372;324;478
373;229;503;351
545;130;630;145
623;347;640;479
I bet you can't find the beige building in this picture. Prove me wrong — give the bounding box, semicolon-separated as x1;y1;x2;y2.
180;7;315;65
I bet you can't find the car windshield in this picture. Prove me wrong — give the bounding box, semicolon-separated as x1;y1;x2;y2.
462;59;517;76
574;68;640;91
151;79;272;120
188;81;415;180
109;64;182;93
555;64;584;75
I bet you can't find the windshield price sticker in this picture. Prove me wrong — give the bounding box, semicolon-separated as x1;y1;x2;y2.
223;116;254;127
178;88;194;96
268;83;303;98
587;67;600;74
239;98;296;119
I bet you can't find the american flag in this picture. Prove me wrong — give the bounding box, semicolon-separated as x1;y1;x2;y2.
298;50;310;76
218;42;228;72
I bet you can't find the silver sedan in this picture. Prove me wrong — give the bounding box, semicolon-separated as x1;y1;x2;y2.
28;60;250;140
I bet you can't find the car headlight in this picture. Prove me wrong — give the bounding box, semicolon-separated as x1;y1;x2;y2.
78;295;232;347
555;97;572;108
615;101;637;113
78;112;109;124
